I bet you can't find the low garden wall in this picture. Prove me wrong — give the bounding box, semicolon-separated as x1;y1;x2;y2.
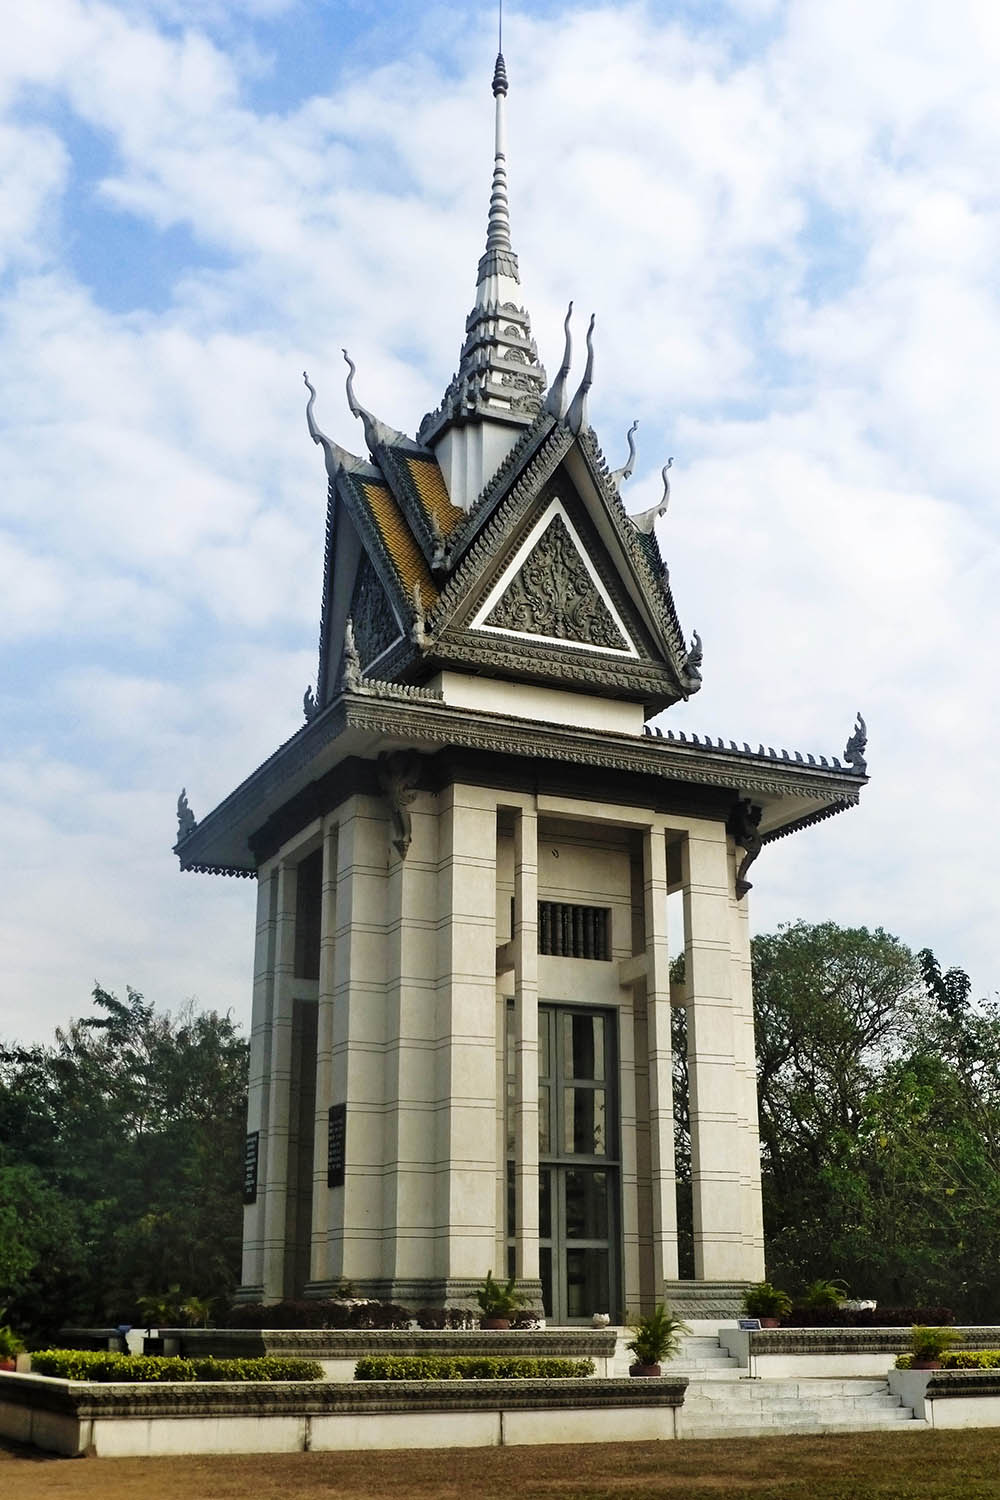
155;1327;618;1381
888;1369;1000;1428
719;1327;1000;1379
0;1371;686;1457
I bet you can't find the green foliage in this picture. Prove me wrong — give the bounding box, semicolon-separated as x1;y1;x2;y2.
354;1355;594;1380
0;986;248;1339
910;1326;964;1362
940;1350;1000;1369
751;924;1000;1321
0;1324;25;1358
475;1270;526;1318
742;1283;792;1318
29;1349;321;1382
801;1278;849;1310
626;1304;689;1365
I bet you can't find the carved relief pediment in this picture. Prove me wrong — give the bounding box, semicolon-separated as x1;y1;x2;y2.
470;499;638;657
350;552;403;669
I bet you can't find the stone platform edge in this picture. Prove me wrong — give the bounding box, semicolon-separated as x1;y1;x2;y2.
0;1371;686;1420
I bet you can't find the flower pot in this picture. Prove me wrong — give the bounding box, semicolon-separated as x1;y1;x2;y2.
912;1359;941;1370
759;1317;780;1328
480;1317;510;1331
0;1358;16;1373
629;1362;661;1377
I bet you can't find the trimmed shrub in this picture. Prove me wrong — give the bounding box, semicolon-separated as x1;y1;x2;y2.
225;1299;412;1331
414;1308;477;1330
30;1350;322;1382
941;1350;1000;1369
785;1306;955;1328
354;1355;594;1381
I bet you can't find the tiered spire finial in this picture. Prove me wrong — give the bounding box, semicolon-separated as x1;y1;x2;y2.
418;38;547;474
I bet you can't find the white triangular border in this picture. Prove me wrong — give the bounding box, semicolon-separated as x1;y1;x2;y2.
469;496;639;658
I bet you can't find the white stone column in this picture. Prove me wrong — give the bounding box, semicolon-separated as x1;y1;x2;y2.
381;790;439;1287
643;825;679;1286
682;826;744;1281
512;806;539;1280
435;785;499;1284
240;867;278;1294
309;822;338;1286
260;859;297;1300
729;864;766;1278
328;795;388;1283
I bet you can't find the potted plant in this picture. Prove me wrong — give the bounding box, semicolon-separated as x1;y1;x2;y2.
0;1326;25;1373
476;1270;525;1330
626;1303;690;1377
742;1282;792;1328
907;1325;963;1370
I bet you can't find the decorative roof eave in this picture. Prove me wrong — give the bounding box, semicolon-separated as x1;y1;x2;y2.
176;682;865;876
335;466;427;629
570;430;690;691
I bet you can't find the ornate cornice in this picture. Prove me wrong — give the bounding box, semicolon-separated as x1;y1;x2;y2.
341;694;864;803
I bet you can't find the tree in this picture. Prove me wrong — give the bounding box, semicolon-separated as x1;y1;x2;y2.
752;923;1000;1319
0;986;248;1338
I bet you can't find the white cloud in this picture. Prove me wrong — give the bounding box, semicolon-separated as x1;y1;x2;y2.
1;0;998;1041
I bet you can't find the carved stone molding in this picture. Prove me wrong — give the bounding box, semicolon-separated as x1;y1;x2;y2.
350;552;402;668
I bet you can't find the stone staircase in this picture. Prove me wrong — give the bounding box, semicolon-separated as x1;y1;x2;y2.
612;1332;923;1438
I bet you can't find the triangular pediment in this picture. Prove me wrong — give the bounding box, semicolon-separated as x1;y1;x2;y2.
470;500;638;657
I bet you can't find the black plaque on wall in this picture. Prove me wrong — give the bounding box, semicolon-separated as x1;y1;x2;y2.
243;1131;260;1204
327;1104;346;1188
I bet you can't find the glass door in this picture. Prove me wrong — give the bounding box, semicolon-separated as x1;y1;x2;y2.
509;1004;620;1323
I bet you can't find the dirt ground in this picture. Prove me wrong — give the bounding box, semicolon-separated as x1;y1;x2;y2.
5;1429;1000;1500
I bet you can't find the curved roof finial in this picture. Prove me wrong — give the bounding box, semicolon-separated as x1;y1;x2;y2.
304;371;364;479
545;301;573;419
341;348;414;456
611;420;639;487
629;458;673;534
566;313;596;434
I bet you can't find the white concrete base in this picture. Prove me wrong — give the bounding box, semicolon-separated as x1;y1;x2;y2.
0;1372;684;1458
889;1370;1000;1429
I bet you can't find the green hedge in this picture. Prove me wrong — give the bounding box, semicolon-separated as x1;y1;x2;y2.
354;1355;595;1381
896;1351;1000;1371
30;1350;322;1383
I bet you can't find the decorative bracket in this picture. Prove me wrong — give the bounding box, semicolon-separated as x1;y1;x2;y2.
728;796;763;900
377;751;422;860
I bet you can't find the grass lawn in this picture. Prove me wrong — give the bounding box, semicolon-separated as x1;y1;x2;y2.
4;1430;1000;1499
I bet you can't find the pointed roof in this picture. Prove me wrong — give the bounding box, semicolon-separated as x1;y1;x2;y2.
418;52;547;447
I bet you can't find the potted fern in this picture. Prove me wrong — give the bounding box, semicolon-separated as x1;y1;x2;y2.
626;1303;689;1376
907;1326;963;1371
742;1282;792;1328
476;1270;525;1330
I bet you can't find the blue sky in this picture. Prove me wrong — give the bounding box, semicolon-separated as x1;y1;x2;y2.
2;0;998;1043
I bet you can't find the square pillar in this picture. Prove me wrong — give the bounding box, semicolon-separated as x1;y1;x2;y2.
327;797;388;1282
239;867;278;1295
435;785;499;1284
309;822;338;1286
512;806;540;1280
643;826;679;1287
682;826;745;1281
729;864;765;1278
260;859;297;1300
380;790;440;1286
